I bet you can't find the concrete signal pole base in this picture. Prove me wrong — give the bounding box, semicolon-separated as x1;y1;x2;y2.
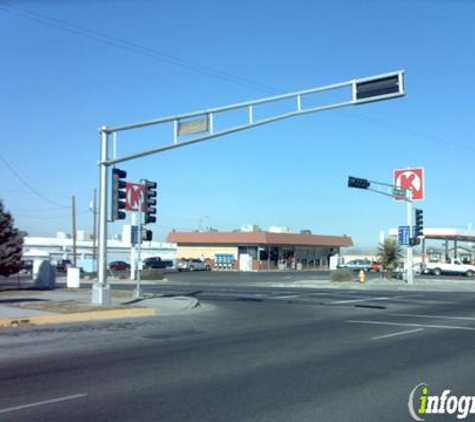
92;283;111;305
134;287;143;300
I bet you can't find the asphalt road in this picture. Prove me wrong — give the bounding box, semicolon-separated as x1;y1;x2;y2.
2;284;475;421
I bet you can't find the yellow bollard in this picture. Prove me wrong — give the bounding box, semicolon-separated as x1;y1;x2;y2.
358;269;366;283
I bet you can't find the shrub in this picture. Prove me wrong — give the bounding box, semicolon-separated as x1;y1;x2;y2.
331;269;354;282
140;268;164;281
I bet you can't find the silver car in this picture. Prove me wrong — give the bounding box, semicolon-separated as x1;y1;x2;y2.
177;258;211;272
338;259;373;271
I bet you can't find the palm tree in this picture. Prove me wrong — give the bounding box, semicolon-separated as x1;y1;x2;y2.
378;238;403;275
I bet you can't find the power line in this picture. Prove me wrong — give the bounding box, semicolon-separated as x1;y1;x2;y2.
1;0;473;155
0;151;70;208
338;109;475;153
13;208;90;220
0;0;278;95
10;206;74;213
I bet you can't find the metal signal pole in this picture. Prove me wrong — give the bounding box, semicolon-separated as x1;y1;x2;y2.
348;176;415;284
406;190;414;284
72;195;77;268
94;71;405;304
92;188;98;272
94;127;111;304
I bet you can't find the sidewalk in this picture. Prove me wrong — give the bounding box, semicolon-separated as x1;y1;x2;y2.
0;287;199;330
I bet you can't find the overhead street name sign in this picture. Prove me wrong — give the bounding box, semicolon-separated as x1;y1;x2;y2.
178;116;209;136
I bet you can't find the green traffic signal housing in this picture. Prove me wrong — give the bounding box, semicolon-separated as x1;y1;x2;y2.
111;168;127;221
143;229;153;242
144;179;157;225
348;176;371;190
415;208;424;237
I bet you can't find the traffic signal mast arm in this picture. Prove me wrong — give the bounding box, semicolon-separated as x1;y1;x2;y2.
103;71;405;166
347;174;422;285
95;71;405;304
348;176;411;202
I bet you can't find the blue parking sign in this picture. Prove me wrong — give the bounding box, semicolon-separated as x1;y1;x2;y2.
398;225;410;245
131;225;139;245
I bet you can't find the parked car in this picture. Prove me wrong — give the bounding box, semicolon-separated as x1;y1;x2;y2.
338;259;373;272
108;261;130;271
394;263;425;279
370;262;381;272
142;257;174;270
20;259;33;274
177;258;211;272
423;259;475;277
56;259;72;273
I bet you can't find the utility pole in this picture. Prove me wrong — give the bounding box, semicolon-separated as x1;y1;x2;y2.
92;188;97;272
72;195;77;267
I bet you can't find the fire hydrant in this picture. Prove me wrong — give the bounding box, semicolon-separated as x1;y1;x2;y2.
358;269;366;283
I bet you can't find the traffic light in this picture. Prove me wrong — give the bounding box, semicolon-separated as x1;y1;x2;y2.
143;180;157;225
111;168;127;221
415;209;424;237
348;176;370;189
143;229;153;242
409;237;420;246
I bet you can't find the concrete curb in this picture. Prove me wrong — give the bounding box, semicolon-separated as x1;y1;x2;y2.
283;279;475;292
0;307;157;329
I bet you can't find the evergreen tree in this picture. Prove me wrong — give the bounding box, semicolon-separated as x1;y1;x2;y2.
0;198;24;277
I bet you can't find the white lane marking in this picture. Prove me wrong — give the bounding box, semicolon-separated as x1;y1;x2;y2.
0;393;88;414
347;320;475;331
389;313;475;322
329;296;390;304
372;328;424;340
329;295;409;304
276;294;301;299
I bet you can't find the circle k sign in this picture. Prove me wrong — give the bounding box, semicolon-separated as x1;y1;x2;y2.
125;183;145;211
394;168;425;201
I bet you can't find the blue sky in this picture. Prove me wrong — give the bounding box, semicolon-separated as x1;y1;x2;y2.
1;0;474;248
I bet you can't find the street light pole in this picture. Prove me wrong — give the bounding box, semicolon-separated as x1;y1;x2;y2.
93;127;111;305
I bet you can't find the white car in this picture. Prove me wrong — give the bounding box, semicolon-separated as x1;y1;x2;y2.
337;259;372;272
423;259;475;277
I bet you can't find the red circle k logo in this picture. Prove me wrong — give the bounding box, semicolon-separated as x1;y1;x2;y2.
394;168;424;200
125;183;145;211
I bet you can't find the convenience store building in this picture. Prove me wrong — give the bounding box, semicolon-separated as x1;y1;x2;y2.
167;231;353;271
